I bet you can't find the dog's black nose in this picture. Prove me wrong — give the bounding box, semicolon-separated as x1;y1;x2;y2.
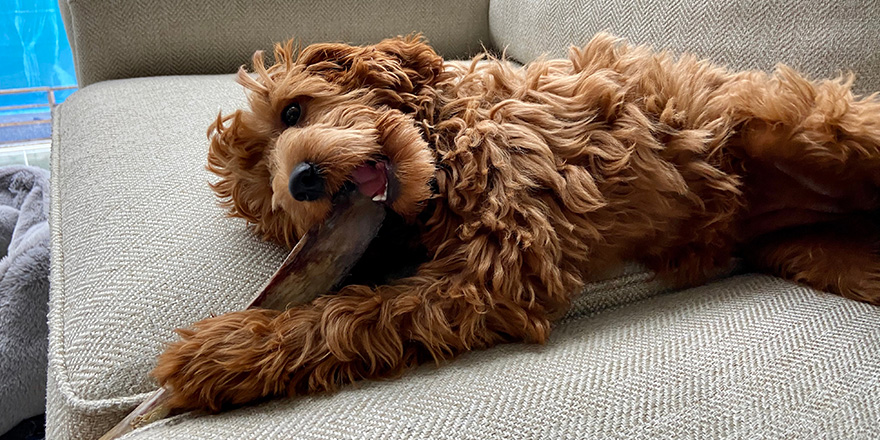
289;162;326;202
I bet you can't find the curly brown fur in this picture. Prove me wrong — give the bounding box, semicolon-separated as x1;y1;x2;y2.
155;34;880;412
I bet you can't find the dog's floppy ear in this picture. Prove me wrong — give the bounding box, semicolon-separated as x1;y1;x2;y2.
297;35;443;95
206;111;298;247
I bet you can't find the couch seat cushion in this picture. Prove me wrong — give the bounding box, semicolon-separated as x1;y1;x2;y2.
47;74;669;439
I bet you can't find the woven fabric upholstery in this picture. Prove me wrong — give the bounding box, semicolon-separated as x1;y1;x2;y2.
48;2;880;437
489;0;880;94
46;74;668;440
46;73;880;439
47;75;291;439
60;0;491;86
122;276;880;439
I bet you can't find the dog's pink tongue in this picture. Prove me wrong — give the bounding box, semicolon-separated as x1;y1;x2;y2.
351;162;387;198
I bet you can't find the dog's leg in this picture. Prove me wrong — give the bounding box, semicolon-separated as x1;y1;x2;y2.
728;68;880;302
730;68;880;192
725;67;880;173
743;216;880;304
153;257;566;412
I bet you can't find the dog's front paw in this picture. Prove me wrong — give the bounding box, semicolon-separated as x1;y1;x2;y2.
152;309;287;412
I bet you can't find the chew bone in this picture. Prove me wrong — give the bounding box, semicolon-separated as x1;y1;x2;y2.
98;192;386;440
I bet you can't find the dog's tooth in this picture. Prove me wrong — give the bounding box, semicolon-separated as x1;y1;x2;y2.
372;193;387;202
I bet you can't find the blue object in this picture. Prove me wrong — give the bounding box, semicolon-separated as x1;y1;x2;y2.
0;0;77;90
0;0;77;144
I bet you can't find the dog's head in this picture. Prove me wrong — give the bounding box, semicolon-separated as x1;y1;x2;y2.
207;36;441;247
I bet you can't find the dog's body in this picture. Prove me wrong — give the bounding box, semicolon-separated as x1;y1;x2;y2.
154;35;880;411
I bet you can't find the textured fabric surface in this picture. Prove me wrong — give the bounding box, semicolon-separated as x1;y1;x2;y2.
60;0;491;86
46;74;669;440
0;166;50;434
47;75;291;440
489;0;880;94
120;275;880;440
46;73;880;440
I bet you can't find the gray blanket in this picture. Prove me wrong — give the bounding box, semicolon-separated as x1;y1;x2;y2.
0;166;50;434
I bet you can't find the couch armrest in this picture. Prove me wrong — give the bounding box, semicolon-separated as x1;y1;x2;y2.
59;0;490;87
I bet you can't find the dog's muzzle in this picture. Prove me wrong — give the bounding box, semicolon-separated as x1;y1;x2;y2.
289;160;394;205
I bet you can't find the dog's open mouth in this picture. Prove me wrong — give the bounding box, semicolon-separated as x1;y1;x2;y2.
334;159;426;287
349;159;396;204
286;158;424;290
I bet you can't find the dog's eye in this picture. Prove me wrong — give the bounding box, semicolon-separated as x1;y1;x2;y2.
281;102;302;126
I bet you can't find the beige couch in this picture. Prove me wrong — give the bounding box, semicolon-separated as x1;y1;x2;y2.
50;1;880;438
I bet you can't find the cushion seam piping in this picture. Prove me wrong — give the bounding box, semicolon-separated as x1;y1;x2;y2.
49;100;152;412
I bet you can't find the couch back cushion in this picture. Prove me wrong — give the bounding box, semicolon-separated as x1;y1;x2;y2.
489;0;880;94
61;0;490;86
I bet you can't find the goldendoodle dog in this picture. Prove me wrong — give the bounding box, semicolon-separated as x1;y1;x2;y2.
153;34;880;411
